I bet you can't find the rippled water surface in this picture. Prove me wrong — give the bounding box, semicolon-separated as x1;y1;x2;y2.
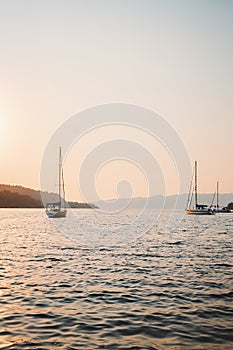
0;209;233;349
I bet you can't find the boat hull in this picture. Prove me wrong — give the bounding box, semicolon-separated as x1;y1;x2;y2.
186;209;214;215
214;209;231;213
46;210;67;218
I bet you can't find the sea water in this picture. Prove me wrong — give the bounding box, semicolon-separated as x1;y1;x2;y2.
0;209;232;349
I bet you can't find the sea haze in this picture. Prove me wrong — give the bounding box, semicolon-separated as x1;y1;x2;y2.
0;208;232;349
95;193;233;210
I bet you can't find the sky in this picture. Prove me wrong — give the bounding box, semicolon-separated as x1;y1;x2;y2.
0;0;233;201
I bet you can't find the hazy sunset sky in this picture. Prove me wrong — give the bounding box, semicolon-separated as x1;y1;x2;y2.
1;0;232;201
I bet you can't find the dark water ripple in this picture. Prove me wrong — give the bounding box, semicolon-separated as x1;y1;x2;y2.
0;209;233;349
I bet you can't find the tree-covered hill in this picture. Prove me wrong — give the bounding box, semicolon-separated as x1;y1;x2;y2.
0;190;43;208
0;184;96;208
0;184;42;201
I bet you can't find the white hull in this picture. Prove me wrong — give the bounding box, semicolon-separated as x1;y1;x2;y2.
46;209;67;218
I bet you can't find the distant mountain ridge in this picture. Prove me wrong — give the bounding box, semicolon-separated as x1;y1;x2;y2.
95;193;233;210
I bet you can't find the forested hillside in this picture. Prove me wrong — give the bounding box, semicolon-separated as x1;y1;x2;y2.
0;190;43;208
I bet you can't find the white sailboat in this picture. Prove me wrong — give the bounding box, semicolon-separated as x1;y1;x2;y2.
46;147;67;218
213;181;231;213
186;161;214;215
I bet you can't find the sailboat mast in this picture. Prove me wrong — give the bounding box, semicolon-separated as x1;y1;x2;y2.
194;160;198;209
217;181;219;209
62;167;66;208
59;146;61;207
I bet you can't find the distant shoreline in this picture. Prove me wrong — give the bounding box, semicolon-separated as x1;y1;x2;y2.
0;185;96;209
1;183;232;210
0;207;96;209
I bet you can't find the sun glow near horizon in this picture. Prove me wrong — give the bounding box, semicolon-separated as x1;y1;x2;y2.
0;113;7;150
